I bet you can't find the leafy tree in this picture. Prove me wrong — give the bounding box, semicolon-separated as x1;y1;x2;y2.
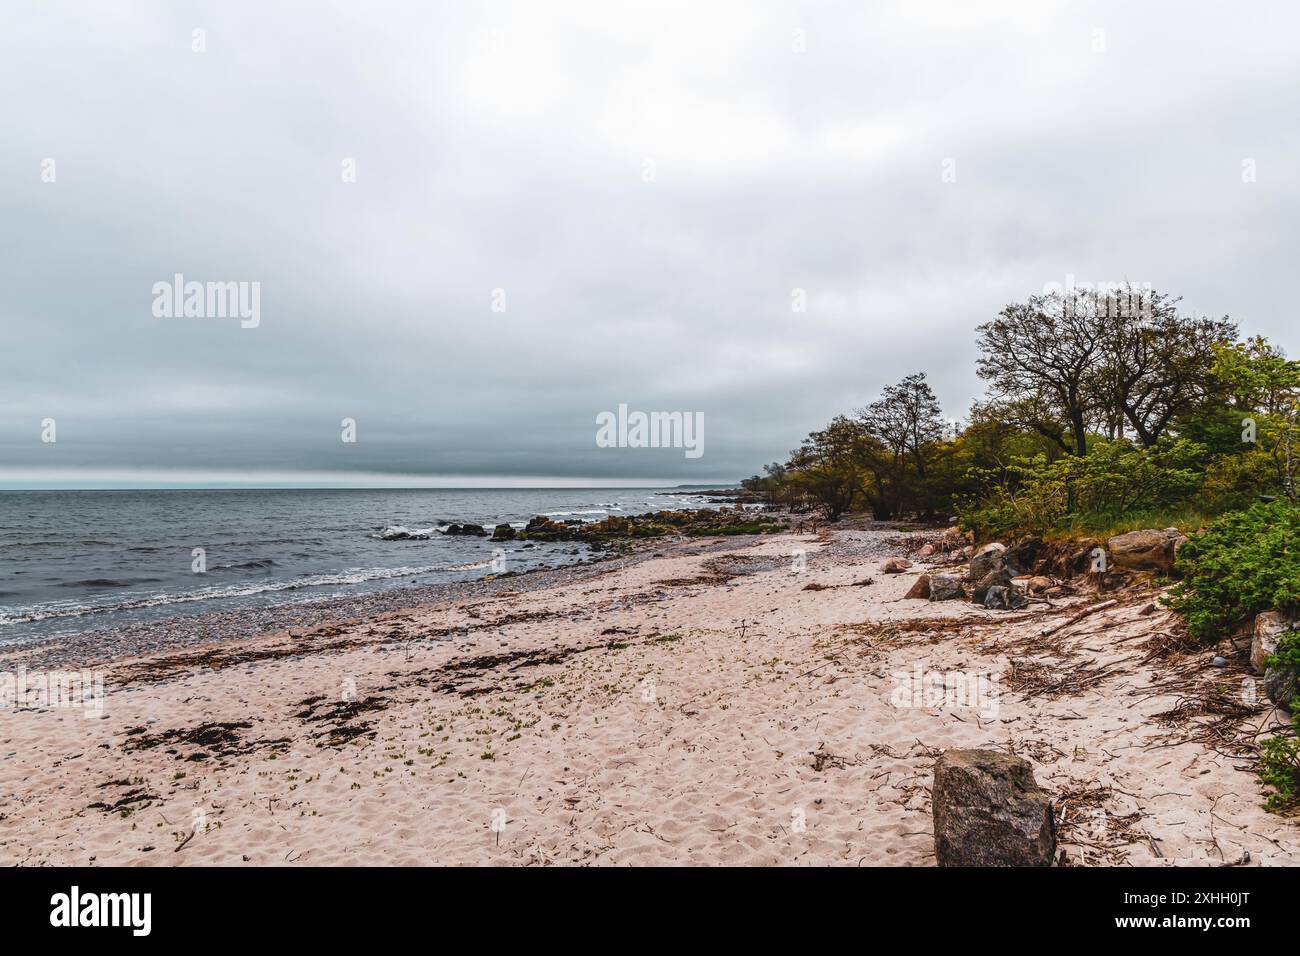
1213;340;1300;498
785;416;875;520
976;291;1109;456
1098;291;1235;446
857;372;946;517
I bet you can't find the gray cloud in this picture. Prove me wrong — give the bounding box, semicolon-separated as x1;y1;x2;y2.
2;0;1297;486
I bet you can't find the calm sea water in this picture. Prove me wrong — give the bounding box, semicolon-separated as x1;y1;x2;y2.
0;487;724;644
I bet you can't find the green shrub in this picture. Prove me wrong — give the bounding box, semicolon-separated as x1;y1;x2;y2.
1257;733;1300;812
1258;632;1300;812
957;438;1207;539
1198;447;1284;513
1165;500;1300;640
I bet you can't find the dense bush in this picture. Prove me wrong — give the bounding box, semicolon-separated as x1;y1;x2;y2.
1165;501;1300;640
957;438;1206;539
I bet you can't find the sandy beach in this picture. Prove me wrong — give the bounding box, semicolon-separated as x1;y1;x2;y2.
2;523;1295;867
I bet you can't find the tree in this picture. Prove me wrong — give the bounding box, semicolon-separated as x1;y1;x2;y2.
1213;340;1300;499
785;416;875;520
978;287;1234;454
976;292;1108;456
857;372;946;517
858;373;945;477
1099;290;1235;446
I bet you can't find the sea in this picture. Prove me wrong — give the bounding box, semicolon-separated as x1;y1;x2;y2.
0;487;729;645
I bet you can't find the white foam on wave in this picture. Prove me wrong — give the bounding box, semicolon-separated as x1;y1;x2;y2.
372;526;439;540
0;560;492;626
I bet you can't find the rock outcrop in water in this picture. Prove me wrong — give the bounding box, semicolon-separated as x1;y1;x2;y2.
517;508;784;544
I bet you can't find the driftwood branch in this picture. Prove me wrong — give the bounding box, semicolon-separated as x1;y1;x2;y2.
1040;600;1118;637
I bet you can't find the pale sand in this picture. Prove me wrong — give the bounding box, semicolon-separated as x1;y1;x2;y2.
2;527;1296;866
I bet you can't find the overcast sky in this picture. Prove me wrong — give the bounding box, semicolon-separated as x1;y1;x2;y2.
2;0;1297;487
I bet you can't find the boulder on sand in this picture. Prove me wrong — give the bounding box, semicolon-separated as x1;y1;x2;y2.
984;585;1028;611
881;557;912;574
969;543;1007;581
904;575;931;600
1106;528;1188;574
932;749;1055;867
929;574;965;602
971;568;1013;604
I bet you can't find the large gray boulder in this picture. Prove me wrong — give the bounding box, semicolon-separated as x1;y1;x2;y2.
1106;528;1188;574
933;749;1055;867
928;574;966;602
969;543;1007;581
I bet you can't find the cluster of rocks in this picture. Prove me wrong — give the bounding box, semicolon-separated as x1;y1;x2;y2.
903;541;1039;610
913;526;975;565
490;507;784;544
900;526;1194;611
659;487;765;504
444;523;487;537
375;523;489;539
377;508;783;545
